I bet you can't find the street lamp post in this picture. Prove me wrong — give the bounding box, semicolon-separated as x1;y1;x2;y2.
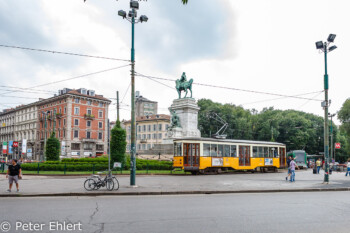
315;34;337;183
118;1;148;186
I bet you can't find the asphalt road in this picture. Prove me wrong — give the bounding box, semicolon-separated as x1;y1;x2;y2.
1;191;350;233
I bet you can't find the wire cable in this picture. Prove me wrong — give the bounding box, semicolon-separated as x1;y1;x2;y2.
0;44;130;62
135;72;323;102
0;64;130;97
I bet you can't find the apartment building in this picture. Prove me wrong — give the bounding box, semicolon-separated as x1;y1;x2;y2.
123;114;170;153
0;109;16;158
14;103;39;160
37;88;111;158
135;91;158;117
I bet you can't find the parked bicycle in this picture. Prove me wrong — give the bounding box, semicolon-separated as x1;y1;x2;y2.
84;170;119;191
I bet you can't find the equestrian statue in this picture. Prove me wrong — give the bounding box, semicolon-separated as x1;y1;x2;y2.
176;72;193;99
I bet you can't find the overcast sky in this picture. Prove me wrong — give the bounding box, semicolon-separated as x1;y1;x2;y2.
0;0;348;125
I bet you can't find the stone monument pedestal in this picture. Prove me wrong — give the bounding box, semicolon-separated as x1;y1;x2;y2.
167;98;201;139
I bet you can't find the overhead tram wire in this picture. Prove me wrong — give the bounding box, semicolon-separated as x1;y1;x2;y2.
0;44;130;62
240;90;324;106
0;64;131;97
135;72;323;102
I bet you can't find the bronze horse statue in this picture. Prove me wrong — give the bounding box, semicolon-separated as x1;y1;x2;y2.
176;78;193;98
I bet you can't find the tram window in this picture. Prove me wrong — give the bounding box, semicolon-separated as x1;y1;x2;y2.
174;143;182;156
210;144;218;157
203;144;210;157
224;145;230;157
218;145;224;157
264;147;269;157
253;146;258;157
230;145;237;157
271;147;278;157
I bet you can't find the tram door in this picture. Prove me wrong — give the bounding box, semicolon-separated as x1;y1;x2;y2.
183;143;200;167
239;145;251;166
279;147;286;168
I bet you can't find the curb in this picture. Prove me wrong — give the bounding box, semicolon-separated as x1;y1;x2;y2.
1;188;350;198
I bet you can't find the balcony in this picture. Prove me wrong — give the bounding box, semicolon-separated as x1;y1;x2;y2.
47;115;52;121
56;113;63;119
140;139;147;143
84;114;95;120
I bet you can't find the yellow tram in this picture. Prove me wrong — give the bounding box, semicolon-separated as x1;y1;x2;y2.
173;137;287;174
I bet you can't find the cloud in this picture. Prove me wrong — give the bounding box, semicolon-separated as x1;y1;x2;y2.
135;0;237;72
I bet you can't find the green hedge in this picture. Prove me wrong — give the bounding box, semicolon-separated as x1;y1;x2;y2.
21;163;108;172
21;157;173;171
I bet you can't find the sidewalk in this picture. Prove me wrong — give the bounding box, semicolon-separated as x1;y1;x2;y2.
1;170;350;197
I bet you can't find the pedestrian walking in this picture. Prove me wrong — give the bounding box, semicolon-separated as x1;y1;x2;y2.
6;159;22;192
345;160;350;176
285;156;292;181
290;157;299;182
316;158;321;174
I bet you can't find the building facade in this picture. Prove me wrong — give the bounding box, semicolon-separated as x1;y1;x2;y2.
14;103;39;160
0;109;16;158
37;88;111;158
123;114;170;153
135;91;158;117
0;88;111;160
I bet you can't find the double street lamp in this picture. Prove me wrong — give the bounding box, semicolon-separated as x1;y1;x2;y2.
315;34;337;183
118;1;148;186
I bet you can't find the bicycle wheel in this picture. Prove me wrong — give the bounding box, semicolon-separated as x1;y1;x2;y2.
84;178;97;191
106;178;114;191
113;177;119;190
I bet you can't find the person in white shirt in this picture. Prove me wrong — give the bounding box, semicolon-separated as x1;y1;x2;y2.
345;161;350;176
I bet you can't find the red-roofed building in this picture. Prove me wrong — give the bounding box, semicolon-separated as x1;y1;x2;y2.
37;88;111;159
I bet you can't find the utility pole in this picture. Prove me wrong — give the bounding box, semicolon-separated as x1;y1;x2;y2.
116;91;120;122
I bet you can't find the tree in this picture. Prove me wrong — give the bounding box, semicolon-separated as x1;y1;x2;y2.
182;0;188;4
338;98;350;136
45;132;60;161
110;120;127;165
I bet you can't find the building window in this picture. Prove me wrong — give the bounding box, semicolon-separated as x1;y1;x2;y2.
148;134;151;139
96;144;104;151
63;129;66;138
64;107;67;114
74;130;79;138
86;131;91;139
153;124;156;131
71;143;80;150
63;119;66;126
98;132;103;140
143;125;146;132
98;110;103;118
74;98;79;103
74;119;79;126
87;100;92;105
87;109;92;115
138;125;141;132
58;120;61;127
59;108;62;114
153;133;157;139
159;124;162;131
148;125;151;131
99;102;103;107
87;121;91;127
74;107;79;115
158;133;162;139
84;142;93;150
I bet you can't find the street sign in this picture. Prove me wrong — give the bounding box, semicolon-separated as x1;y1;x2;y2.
13;141;19;148
335;143;341;149
113;162;122;168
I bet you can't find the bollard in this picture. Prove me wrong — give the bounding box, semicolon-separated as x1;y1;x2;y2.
64;163;67;175
37;163;40;174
